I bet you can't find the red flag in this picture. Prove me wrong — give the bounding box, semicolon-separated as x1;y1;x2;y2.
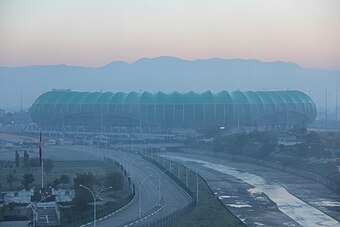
39;131;42;167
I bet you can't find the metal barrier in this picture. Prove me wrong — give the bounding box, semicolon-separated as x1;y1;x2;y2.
139;202;195;227
60;157;136;227
138;155;196;227
142;153;245;227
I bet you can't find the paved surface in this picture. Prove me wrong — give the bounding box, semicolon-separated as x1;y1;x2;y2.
34;145;192;226
162;150;340;227
0;221;29;227
89;148;192;227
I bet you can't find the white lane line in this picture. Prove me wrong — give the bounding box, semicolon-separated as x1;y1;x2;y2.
80;179;137;227
124;205;164;227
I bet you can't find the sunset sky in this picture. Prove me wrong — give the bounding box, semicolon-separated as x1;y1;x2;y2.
0;0;339;69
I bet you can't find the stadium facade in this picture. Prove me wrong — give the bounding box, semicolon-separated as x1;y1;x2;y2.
31;90;316;131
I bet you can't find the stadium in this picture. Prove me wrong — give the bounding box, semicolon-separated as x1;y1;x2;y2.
31;90;317;131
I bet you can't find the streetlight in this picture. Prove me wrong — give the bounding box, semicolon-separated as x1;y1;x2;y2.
27;195;52;227
149;167;171;206
124;158;148;177
146;167;161;206
79;184;113;227
26;203;36;227
138;174;153;218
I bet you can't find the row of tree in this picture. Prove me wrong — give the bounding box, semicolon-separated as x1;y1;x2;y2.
14;150;54;173
6;172;35;190
73;171;124;208
4;172;70;192
211;131;277;158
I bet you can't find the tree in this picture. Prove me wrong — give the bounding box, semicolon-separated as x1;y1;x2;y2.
6;173;16;191
44;159;54;175
3;112;14;125
306;131;321;144
202;125;220;138
229;133;247;155
257;142;276;158
73;172;97;208
22;173;34;190
23;150;30;170
104;172;123;191
60;174;70;189
15;151;19;168
29;158;40;168
52;178;61;188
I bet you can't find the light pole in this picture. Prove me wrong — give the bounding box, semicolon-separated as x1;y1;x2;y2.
336;89;338;122
125;160;147;178
146;167;161;206
186;168;189;187
79;185;113;227
20;91;23;112
325;88;328;129
26;195;52;227
196;172;199;202
139;174;153;218
27;203;36;227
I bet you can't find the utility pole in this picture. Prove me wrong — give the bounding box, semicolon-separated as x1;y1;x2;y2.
336;89;338;122
238;104;240;128
40;131;44;189
186;168;188;187
325;89;328;129
61;107;64;133
196;172;199;202
20;91;23;112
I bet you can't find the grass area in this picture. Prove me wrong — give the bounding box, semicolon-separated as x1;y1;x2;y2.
60;182;134;227
149;155;245;227
0;206;3;221
0;160;117;191
0;159;134;226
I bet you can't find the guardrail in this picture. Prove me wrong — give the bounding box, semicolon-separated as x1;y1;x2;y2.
142;152;245;227
133;155;195;227
61;157;136;227
140;202;195;227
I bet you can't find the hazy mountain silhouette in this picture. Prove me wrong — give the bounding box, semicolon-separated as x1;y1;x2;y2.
0;56;339;110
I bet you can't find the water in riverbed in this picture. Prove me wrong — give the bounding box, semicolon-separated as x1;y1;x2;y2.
164;155;340;227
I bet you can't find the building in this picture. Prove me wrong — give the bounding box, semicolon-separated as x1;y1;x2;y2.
30;89;317;132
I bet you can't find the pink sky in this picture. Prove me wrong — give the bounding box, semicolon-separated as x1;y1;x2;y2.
0;0;339;69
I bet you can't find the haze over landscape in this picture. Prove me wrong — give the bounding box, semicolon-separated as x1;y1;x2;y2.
0;57;339;110
1;1;340;227
1;0;339;110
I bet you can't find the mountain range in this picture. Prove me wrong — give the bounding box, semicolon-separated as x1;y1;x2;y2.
0;56;339;110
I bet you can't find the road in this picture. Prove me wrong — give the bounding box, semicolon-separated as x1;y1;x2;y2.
162;149;340;227
39;145;192;226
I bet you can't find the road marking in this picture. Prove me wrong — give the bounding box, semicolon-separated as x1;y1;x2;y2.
80;180;137;227
124;205;164;227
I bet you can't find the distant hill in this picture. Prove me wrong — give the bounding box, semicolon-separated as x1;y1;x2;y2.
0;56;339;110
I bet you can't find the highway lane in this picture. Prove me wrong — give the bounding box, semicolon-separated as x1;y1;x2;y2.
162;150;340;227
40;145;192;226
93;149;193;227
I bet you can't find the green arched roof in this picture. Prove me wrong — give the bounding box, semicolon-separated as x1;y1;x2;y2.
31;89;317;124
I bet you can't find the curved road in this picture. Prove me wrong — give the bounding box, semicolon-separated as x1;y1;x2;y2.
43;145;192;227
95;150;192;227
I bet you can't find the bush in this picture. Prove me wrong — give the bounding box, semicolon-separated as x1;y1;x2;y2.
73;172;97;208
104;172;123;191
22;173;34;190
